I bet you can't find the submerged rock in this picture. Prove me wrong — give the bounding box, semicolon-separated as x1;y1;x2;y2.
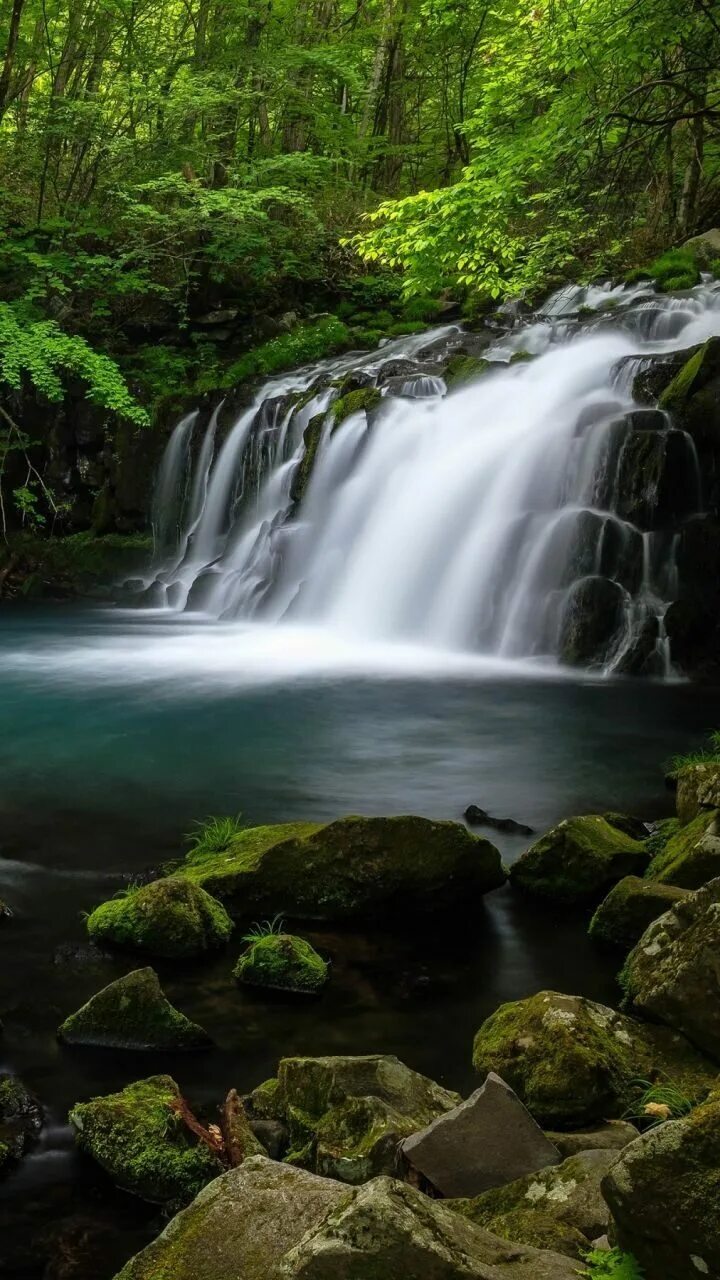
464;806;533;836
69;1075;223;1206
621;877;720;1059
248;1053;460;1183
58;967;211;1050
601;1092;720;1280
472;990;716;1127
589;876;687;949
113;1155;581;1280
449;1148;617;1259
400;1072;561;1197
509;815;647;905
645;810;720;888
86;877;233;958
0;1075;42;1176
178;814;505;922
234;933;328;994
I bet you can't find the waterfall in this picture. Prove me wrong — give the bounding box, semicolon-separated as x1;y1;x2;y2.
142;279;720;675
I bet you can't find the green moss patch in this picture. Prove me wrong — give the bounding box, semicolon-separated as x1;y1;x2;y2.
589;876;687;950
443;353;490;389
331;386;381;428
510;815;648;905
645;809;720;888
58;967;211;1050
234;934;328;994
87;877;233;958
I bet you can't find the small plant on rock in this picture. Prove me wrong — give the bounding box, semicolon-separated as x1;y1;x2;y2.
242;914;286;944
667;729;720;775
624;1077;697;1128
583;1247;644;1279
186;814;245;857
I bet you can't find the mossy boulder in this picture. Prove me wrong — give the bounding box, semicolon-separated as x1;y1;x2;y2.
675;762;720;826
448;1148;617;1259
113;1156;581;1280
443;353;490;389
289;412;325;504
248;1054;460;1184
589;876;688;949
601;1093;720;1280
621;877;720;1060
646;809;720;888
330;386;381;428
472;990;716;1127
86;877;233;958
234;934;328;994
178;814;505;923
0;1075;42;1176
509;815;648;905
69;1075;222;1206
58;967;211;1050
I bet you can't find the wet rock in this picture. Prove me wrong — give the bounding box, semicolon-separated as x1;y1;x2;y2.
601;1092;720;1280
443;353;491;389
113;1156;581;1280
86;877;233;959
621;877;720;1059
472;990;716;1127
69;1075;223;1206
464;806;533;836
58;967;211;1050
558;575;625;667
400;1072;561;1197
0;897;12;921
665;593;720;680
545;1120;639;1157
289;412;325;503
234;933;328;994
509;815;648;905
449;1148;617;1259
676;762;720;825
249;1117;289;1160
0;1074;42;1175
613;427;698;529
589;876;688;949
248;1053;460;1184
330;386;381;428
177;814;505;923
646;810;720;888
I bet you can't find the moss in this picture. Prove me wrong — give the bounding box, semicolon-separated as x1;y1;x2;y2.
647;248;701;293
450;1159;599;1258
0;531;152;600
248;1077;281;1120
86;877;233;959
289;413;325;504
443;353;490;389
509;349;534;364
588;876;687;950
509;816;648;905
645;807;720;887
176;814;505;923
659;339;714;411
234;933;328;994
58;967;211;1049
330;386;381;429
69;1075;222;1206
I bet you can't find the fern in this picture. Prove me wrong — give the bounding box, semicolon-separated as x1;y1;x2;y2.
583;1248;645;1279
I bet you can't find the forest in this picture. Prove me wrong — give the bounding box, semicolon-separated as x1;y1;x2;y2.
0;0;719;434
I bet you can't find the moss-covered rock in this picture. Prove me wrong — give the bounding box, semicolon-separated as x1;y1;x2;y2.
443;353;490;388
448;1149;617;1259
234;934;328;994
289;412;325;504
675;762;720;826
0;1075;42;1176
69;1075;222;1206
58;967;211;1050
86;877;233;958
601;1092;720;1280
509;816;648;906
589;876;688;949
645;809;720;888
621;877;720;1060
471;990;715;1127
113;1156;581;1280
330;386;381;428
247;1054;460;1184
178;814;505;923
0;532;153;601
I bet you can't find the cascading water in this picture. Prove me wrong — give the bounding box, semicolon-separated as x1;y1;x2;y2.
138;278;720;676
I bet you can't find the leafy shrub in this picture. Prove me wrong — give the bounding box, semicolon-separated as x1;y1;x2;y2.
583;1249;644;1279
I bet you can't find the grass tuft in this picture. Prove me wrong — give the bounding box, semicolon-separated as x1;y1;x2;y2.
185;814;245;857
624;1076;698;1129
667;729;720;776
242;914;286;944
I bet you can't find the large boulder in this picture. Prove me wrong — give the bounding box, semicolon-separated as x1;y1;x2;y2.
675;763;720;826
557;576;625;667
113;1156;582;1280
449;1149;617;1259
601;1093;720;1280
400;1073;561;1197
509;816;647;905
69;1075;223;1206
86;878;233;958
58;967;211;1050
234;933;328;994
589;876;687;949
645;810;720;888
248;1054;460;1183
178;815;506;922
621;877;720;1059
472;990;716;1127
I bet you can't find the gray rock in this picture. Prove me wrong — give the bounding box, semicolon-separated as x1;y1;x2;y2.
682;228;720;265
545;1120;639;1158
676;763;720;825
401;1072;561;1197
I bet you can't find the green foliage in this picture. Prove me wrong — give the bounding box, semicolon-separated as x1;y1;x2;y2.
667;730;720;774
186;815;246;858
242;914;286;944
646;249;701;292
624;1077;698;1128
220;318;351;386
583;1249;644;1280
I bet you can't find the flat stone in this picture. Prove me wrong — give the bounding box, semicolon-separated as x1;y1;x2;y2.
401;1072;561;1197
545;1120;639;1158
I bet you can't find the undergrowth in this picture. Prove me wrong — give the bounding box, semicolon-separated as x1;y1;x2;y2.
242;914;286;944
667;730;720;775
583;1249;644;1279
